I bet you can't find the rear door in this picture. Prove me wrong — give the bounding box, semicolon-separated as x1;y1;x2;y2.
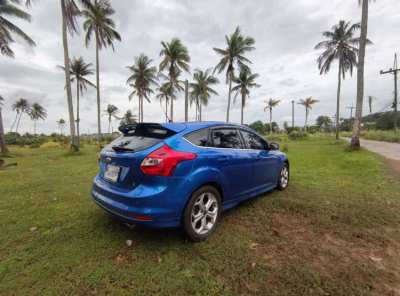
210;127;254;201
239;129;279;190
99;124;176;190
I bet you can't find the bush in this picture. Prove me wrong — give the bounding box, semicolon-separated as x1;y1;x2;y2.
288;131;308;140
40;142;61;149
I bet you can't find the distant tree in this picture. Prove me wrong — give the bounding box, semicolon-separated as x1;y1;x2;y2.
316;115;332;132
0;0;35;58
264;98;280;133
368;95;376;113
119;110;137;126
29;103;47;135
213;26;255;122
231;68;260;125
159;38;190;122
104;104;118;133
298;97;319;130
156;82;173;123
57;118;66;135
0;95;8;153
249;120;266;135
189;68;219;121
11;98;29;133
127;54;158;122
315;20;362;140
82;0;121;142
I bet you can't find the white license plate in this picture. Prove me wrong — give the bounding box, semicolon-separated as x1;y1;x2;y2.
104;164;120;182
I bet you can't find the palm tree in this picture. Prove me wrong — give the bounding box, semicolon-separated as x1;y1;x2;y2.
156;82;173;123
298;97;319;130
368;95;376;113
119;110;137;126
127;54;158;122
59;56;95;146
104;104;118;133
159;38;190;122
57;118;66;135
264;98;280;133
0;95;8;154
351;0;374;149
11;98;29;133
0;0;35;58
82;0;121;143
315;20;361;140
29;103;47;135
231;68;260;125
213;27;255;122
189;68;219;121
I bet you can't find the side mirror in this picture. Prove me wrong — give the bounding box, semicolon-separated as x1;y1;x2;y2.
269;142;280;151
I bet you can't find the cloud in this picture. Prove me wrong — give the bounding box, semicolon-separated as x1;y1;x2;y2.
1;0;399;134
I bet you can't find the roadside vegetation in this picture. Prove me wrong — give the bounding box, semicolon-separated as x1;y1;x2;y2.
1;136;399;295
341;130;400;143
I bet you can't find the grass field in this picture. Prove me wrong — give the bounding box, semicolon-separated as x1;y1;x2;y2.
1;138;400;295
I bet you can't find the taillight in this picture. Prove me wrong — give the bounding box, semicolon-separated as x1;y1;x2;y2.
140;144;197;176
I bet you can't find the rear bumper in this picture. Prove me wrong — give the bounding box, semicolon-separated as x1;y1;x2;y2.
91;175;184;228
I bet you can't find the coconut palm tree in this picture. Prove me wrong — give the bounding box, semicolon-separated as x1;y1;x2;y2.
189;68;219;121
29;103;47;135
315;20;361;140
57;118;66;135
82;0;121;143
119;110;137;126
351;0;374;149
0;0;35;58
264;98;280;133
127;54;158;123
156;82;173;123
0;95;8;154
298;97;319;130
159;38;190;122
213;27;255;123
231;68;259;125
104;104;118;133
59;56;95;146
11;98;29;133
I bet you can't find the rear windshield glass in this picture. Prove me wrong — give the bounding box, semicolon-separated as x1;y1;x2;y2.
106;124;175;152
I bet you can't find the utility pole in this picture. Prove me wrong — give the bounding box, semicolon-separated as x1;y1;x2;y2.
291;100;295;128
346;106;355;119
184;80;189;122
380;53;399;131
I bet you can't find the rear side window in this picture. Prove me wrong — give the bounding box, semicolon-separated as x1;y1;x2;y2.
211;128;243;149
240;130;268;150
107;124;175;152
184;128;210;147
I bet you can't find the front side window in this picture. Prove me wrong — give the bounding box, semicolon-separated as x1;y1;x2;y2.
240;130;268;150
211;128;243;149
184;128;210;147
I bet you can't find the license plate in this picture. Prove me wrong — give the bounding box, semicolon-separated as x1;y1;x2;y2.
104;164;120;182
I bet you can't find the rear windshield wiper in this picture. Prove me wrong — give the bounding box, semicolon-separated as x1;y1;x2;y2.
111;146;135;152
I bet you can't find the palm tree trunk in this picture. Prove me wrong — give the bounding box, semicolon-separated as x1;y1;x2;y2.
226;76;232;123
165;98;168;123
95;30;101;143
305;108;308;130
170;96;174;122
108;115;111;134
76;79;80;147
60;0;78;151
351;0;369;149
0;107;8;154
270;108;273;133
16;113;22;133
240;92;244;125
141;97;144;122
10;112;18;132
199;103;202;121
336;61;342;140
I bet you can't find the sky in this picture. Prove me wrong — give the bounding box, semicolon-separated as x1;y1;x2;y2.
1;0;399;135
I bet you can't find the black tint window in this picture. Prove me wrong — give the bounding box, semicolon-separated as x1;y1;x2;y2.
107;124;174;152
241;130;267;150
211;129;242;149
184;128;209;146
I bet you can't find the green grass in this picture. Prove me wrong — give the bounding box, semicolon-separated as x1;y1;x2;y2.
1;138;400;295
341;130;400;143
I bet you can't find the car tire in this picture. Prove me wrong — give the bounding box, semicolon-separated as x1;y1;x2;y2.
183;185;222;242
277;163;289;190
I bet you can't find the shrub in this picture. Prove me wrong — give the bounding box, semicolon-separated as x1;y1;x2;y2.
288;131;308;140
40;142;61;149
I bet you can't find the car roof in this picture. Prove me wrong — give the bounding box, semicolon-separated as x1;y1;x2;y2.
160;121;246;133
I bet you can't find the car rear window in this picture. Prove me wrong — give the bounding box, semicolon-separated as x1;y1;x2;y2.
107;124;175;152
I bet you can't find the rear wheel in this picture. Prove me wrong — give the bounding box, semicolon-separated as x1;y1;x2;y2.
277;163;289;190
183;186;221;242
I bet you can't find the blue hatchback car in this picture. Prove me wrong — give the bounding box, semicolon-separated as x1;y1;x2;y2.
92;122;289;241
